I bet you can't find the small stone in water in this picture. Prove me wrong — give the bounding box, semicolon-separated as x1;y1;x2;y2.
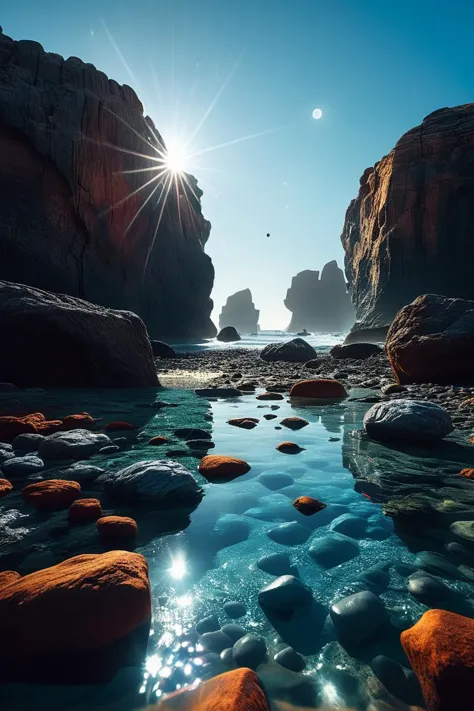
232;633;267;669
224;601;246;619
274;646;306;672
293;496;327;516
199;630;233;654
195;615;220;635
220;623;247;642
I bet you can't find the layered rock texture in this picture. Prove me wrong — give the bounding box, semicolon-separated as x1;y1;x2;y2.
219;289;259;333
285;261;354;332
0;31;215;339
342;104;474;329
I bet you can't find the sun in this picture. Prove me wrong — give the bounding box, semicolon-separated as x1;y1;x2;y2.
164;140;188;174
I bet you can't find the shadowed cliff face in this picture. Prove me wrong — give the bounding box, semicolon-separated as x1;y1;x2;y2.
284;261;355;333
341;103;474;328
219;288;260;333
0;33;216;340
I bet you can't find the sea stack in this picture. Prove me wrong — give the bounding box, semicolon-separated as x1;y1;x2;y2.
0;33;215;340
219;289;260;334
284;261;354;332
341;103;474;330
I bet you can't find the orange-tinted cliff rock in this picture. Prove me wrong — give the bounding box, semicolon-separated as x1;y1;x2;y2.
341;104;474;328
0;31;215;339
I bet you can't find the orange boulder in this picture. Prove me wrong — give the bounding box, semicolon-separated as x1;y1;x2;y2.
68;498;103;523
0;551;151;682
35;419;64;435
0;479;13;498
460;468;474;480
155;668;270;711
62;413;95;430
0;571;21;589
401;609;474;711
105;422;136;432
148;436;168;445
293;496;327;515
198;455;250;482
0;413;42;443
280;417;309;430
22;480;81;511
227;418;259;429
97;515;138;542
289;379;347;399
276;441;304;454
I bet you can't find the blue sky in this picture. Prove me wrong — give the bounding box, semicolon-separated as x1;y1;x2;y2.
3;0;474;328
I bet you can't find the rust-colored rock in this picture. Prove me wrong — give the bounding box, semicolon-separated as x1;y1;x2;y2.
386;294;474;384
401;609;474;711
227;418;259;429
68;498;102;523
198;455;251;482
0;571;20;589
155;668;270;711
276;442;304;454
293;496;327;515
0;551;151;682
62;413;95;430
148;436;168;445
0;413;43;443
0;33;215;341
105;421;136;432
256;392;284;401
97;515;138;542
22;480;81;511
280;417;309;430
289;378;347;399
460;468;474;480
35;419;64;435
342;104;474;329
0;479;13;497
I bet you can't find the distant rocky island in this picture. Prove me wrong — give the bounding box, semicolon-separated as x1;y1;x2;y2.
284;260;355;333
219;289;260;334
0;30;215;340
341;103;474;333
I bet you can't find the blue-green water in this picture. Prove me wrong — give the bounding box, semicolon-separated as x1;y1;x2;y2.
1;387;474;710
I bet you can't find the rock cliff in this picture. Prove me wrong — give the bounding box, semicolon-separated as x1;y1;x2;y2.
219;289;259;333
341;104;474;328
284;261;354;332
0;30;216;339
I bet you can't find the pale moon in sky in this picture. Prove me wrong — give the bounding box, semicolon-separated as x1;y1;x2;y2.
312;108;323;120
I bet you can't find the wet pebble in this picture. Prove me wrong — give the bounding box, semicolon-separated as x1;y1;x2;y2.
2;455;44;477
223;601;246;619
267;521;310;545
195;615;220;635
257;551;296;577
258;472;294;491
330;514;368;539
199;630;233;654
309;533;360;569
12;433;45;452
220;623;247;642
258;575;312;611
274;646;305;672
330;591;389;646
407;572;451;604
232;633;267;669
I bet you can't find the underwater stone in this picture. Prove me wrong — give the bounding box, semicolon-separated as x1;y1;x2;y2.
258;473;294;491
330;513;368;539
232;634;267;669
407;572;451;604
309;533;360;568
224;601;247;619
196;615;220;635
274;646;306;672
330;591;389;646
199;630;233;654
221;623;247;643
257;551;296;577
258;575;312;612
267;522;310;545
363;399;454;442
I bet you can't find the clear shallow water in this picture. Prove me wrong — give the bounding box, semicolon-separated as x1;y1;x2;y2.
171;330;346;353
2;387;474;710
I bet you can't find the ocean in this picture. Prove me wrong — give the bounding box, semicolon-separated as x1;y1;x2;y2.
172;329;347;353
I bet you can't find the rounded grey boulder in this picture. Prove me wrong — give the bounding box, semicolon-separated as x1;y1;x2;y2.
217;326;241;342
309;533;360;569
330;591;389;646
199;630;233;654
39;429;111;460
99;459;202;506
223;601;246;619
274;646;306;672
407;572;451;604
363;399;454;442
257;551;295;577
221;623;247;643
260;338;317;363
258;575;312;611
195;615;220;635
232;634;266;669
2;455;44;477
12;433;45;452
267;521;310;546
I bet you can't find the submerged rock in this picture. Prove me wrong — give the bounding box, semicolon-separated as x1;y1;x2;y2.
0;282;158;387
219;289;260;334
0;551;151;683
100;460;201;506
401;609;474;711
223;601;246;619
309;533;360;568
267;521;310;545
257;552;296;577
363;399;454;442
280;417;309;430
289;378;347;399
330;591;389;646
258;575;312;612
407;572;451;604
275;441;304;454
274;646;306;672
260;338;317;363
232;634;266;669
